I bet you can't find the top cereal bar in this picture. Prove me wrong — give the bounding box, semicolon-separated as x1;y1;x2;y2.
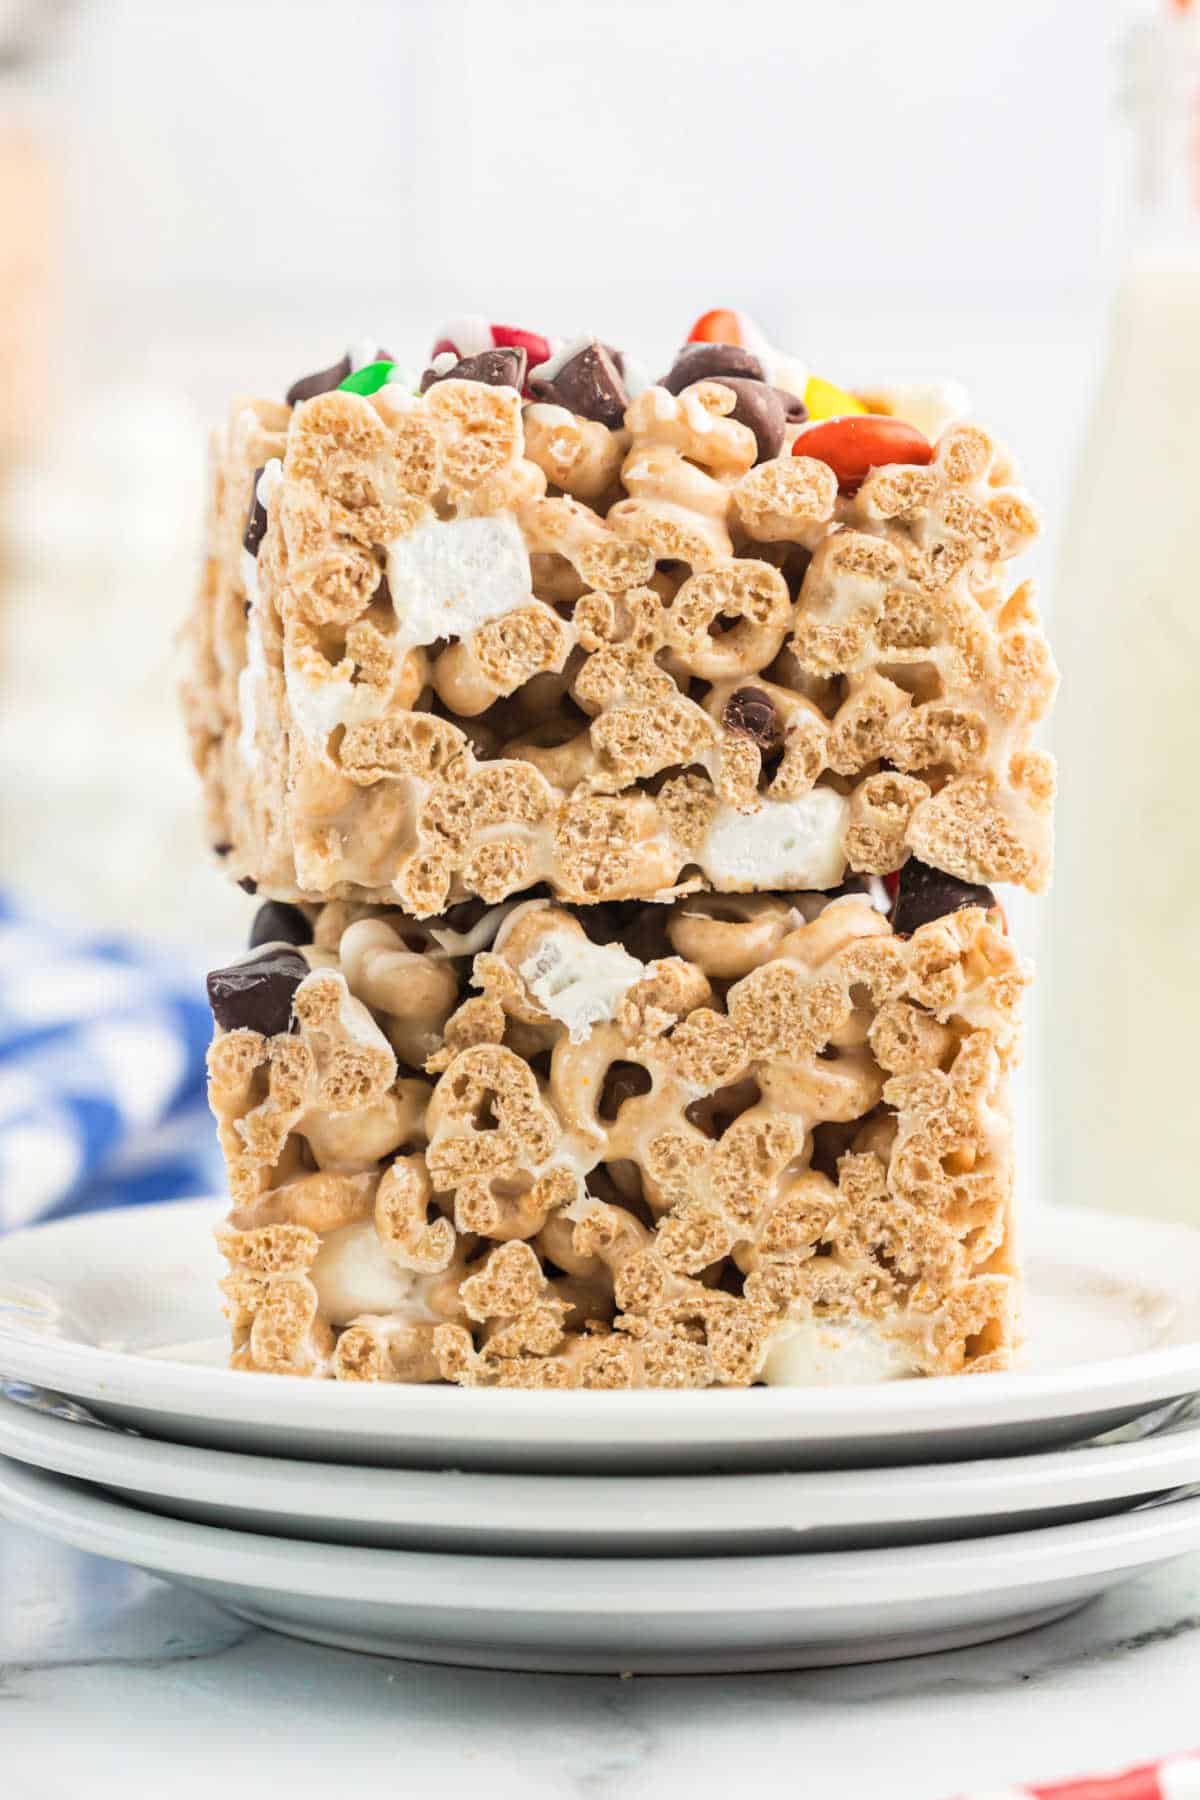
182;311;1057;917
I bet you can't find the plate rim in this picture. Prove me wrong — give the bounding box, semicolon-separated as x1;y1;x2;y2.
3;1198;1200;1448
2;1453;1200;1614
1;1386;1198;1534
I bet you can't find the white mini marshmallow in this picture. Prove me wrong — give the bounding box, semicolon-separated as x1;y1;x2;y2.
520;934;645;1044
237;609;268;767
431;314;495;359
285;657;391;747
699;789;849;890
762;1318;919;1386
309;1221;436;1328
866;379;970;441
386;515;532;650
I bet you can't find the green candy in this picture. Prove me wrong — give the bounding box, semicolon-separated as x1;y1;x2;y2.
337;360;397;396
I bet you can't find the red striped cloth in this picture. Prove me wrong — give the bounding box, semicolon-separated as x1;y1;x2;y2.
956;1753;1200;1799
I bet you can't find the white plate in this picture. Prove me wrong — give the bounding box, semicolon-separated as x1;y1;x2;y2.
2;1384;1198;1555
1;1200;1199;1472
2;1455;1200;1673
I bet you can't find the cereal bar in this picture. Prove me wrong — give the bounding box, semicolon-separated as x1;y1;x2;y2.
181;315;1057;918
205;869;1027;1387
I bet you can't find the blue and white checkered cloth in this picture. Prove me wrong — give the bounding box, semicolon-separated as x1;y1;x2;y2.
0;895;220;1234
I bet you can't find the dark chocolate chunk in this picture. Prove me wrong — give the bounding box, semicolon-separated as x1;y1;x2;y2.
575;904;621;945
285;345;392;407
420;347;528;393
249;900;312;950
598;1060;653;1121
710;376;788;462
660;342;765;393
237;877;258;895
206;946;310;1037
620;903;673;966
722;686;783;749
286;354;351;407
529;340;628;427
891;857;996;936
783;544;813;593
243;465;268;557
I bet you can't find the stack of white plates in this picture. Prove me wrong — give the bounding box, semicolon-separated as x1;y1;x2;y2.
2;1198;1200;1673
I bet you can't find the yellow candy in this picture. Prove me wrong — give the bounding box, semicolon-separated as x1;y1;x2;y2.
803;375;868;422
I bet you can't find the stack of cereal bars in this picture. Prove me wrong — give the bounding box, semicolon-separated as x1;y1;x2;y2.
181;309;1056;1389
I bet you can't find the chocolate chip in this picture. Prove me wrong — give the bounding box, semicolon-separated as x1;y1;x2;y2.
437;897;491;935
529;341;628;427
620;904;673;966
709;376;787;462
722;687;783;749
598;1061;652;1122
243;466;268;558
249;901;312;950
891;858;996;936
237;877;258;895
420;347;528;393
286;354;351;407
660;342;765;393
783;544;813;593
206;947;310;1037
575;904;621;945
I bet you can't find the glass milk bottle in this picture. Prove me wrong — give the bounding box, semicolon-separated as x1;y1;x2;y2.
1049;0;1200;1223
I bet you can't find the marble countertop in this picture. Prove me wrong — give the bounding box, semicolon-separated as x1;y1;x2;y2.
1;1520;1197;1799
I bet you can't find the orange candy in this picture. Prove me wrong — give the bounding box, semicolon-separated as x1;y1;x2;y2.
686;309;749;347
792;414;933;496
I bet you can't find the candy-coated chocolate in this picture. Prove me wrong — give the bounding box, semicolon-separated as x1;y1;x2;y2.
803;374;868;422
337;360;397;397
490;323;552;368
792;413;933;495
686;308;747;346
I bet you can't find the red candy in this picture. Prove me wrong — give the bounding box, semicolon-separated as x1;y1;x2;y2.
490;323;552;368
792;414;933;496
686;308;747;347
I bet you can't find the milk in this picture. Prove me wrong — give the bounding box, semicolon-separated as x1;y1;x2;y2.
1049;4;1200;1223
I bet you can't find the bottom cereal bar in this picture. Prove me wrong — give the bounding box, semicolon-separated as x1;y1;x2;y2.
205;869;1028;1388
